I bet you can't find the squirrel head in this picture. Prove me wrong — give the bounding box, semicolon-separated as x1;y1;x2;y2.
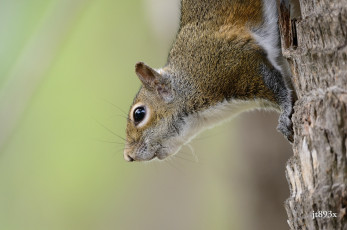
124;62;187;162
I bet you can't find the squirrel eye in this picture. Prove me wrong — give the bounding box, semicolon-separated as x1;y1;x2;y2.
133;107;146;125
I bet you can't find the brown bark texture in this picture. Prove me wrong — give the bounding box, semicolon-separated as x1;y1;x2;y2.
278;0;347;229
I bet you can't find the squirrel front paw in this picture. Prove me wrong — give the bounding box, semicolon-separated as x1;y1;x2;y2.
277;113;294;143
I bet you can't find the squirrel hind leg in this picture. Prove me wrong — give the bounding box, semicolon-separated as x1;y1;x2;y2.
277;98;294;143
276;71;295;143
276;83;294;143
261;64;294;142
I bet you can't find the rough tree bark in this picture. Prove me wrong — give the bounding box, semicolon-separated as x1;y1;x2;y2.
278;0;347;229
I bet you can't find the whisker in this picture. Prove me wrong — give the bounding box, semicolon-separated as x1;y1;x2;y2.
186;144;199;162
93;138;124;145
112;114;131;122
173;154;199;164
165;158;179;170
115;146;133;153
179;149;209;162
193;131;224;141
94;119;127;142
103;99;128;116
165;158;187;175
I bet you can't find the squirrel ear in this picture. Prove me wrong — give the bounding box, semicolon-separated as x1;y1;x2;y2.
135;62;174;102
135;62;156;86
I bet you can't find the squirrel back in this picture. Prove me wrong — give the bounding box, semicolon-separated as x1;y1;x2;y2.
123;0;293;162
180;0;263;28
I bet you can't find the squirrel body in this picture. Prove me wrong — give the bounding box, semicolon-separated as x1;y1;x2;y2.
124;0;294;162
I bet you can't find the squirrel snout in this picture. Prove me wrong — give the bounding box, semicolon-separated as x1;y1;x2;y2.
123;149;135;162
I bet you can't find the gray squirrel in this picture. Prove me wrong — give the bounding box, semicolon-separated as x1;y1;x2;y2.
124;0;294;162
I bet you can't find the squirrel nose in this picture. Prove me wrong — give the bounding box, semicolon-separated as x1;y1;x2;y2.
123;149;135;162
126;155;134;162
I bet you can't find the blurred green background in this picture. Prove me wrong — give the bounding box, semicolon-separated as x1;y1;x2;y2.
0;1;292;230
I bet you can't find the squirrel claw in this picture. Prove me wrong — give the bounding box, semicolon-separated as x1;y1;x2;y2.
277;114;294;143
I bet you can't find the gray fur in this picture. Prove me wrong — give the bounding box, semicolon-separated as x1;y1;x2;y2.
261;64;294;142
124;0;295;162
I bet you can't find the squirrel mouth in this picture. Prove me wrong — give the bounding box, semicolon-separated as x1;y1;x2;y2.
148;154;157;161
155;151;170;160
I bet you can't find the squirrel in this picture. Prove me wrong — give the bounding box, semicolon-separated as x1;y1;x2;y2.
123;0;294;162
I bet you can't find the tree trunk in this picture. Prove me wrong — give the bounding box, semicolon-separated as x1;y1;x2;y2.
278;0;347;229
